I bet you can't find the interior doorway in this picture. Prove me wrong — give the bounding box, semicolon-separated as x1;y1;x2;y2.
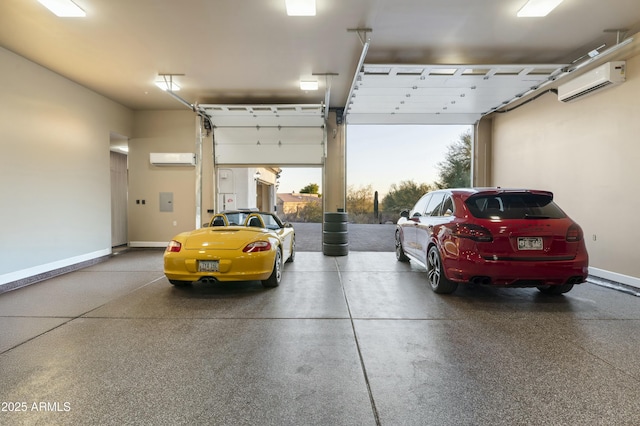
110;132;129;248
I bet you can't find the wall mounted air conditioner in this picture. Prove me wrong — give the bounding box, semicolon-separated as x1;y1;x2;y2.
558;61;626;103
149;152;196;166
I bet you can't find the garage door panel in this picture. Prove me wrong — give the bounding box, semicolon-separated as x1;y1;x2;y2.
214;127;325;165
205;104;326;166
215;143;324;165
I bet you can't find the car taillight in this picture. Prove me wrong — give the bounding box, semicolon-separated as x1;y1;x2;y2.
243;241;272;252
166;240;182;253
566;223;583;242
447;223;493;242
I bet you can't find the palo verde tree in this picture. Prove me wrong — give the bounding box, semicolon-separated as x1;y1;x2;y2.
347;184;374;215
382;180;434;213
436;129;472;188
298;199;322;222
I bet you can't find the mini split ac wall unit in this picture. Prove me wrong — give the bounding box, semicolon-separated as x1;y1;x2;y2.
558;61;626;103
149;153;196;166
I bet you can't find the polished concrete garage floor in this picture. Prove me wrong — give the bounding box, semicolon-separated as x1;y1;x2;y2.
2;248;640;425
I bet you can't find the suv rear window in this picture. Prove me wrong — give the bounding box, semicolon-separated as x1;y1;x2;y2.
466;193;566;219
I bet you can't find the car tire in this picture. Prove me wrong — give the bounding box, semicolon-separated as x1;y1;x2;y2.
324;222;348;232
395;230;409;262
537;283;574;295
262;248;282;287
323;230;348;244
286;236;295;263
322;242;349;256
427;245;458;294
169;279;191;286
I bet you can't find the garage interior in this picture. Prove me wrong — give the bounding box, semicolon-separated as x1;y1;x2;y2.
1;0;640;424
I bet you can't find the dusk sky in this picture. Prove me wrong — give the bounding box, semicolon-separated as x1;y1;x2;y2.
279;124;471;197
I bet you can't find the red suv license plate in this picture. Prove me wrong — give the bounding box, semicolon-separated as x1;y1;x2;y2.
518;237;543;250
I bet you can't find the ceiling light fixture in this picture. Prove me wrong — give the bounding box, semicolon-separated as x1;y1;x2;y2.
155;75;181;91
285;0;316;16
300;80;319;91
38;0;86;17
517;0;563;17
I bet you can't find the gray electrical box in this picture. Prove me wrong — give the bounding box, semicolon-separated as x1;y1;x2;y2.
159;192;173;212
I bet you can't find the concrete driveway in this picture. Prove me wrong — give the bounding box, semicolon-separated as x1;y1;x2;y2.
292;222;396;252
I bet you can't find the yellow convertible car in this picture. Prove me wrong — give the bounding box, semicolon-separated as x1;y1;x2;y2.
164;210;295;287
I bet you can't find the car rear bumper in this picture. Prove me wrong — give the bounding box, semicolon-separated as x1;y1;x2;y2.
444;254;589;287
164;250;275;282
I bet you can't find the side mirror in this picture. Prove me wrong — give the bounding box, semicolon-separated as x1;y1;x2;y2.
400;210;410;218
202;223;209;228
285;222;293;228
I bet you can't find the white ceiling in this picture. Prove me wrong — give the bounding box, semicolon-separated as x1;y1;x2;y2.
1;0;639;123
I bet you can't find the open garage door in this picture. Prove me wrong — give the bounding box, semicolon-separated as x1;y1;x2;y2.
345;64;568;125
202;104;326;166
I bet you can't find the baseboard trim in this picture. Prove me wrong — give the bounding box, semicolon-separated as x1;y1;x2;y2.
588;267;640;290
0;249;112;294
129;241;169;248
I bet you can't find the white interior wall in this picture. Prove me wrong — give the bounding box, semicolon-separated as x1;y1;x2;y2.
127;111;198;246
0;47;133;285
491;52;640;285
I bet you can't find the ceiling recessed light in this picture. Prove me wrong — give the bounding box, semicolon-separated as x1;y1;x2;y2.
155;80;180;91
38;0;86;17
285;0;316;16
300;81;318;91
517;0;563;17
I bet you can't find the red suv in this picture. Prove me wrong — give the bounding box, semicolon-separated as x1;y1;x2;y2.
395;188;589;294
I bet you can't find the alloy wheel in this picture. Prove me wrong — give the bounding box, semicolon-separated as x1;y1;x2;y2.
427;248;441;288
275;250;282;283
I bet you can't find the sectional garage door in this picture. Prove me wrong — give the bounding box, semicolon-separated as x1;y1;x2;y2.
202;104;326;166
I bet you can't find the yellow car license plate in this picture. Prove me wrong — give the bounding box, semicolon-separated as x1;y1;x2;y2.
198;260;219;272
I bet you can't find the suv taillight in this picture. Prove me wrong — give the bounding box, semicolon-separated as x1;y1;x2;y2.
447;223;493;242
566;223;583;242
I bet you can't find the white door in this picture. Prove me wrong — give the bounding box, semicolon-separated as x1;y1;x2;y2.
110;151;128;247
